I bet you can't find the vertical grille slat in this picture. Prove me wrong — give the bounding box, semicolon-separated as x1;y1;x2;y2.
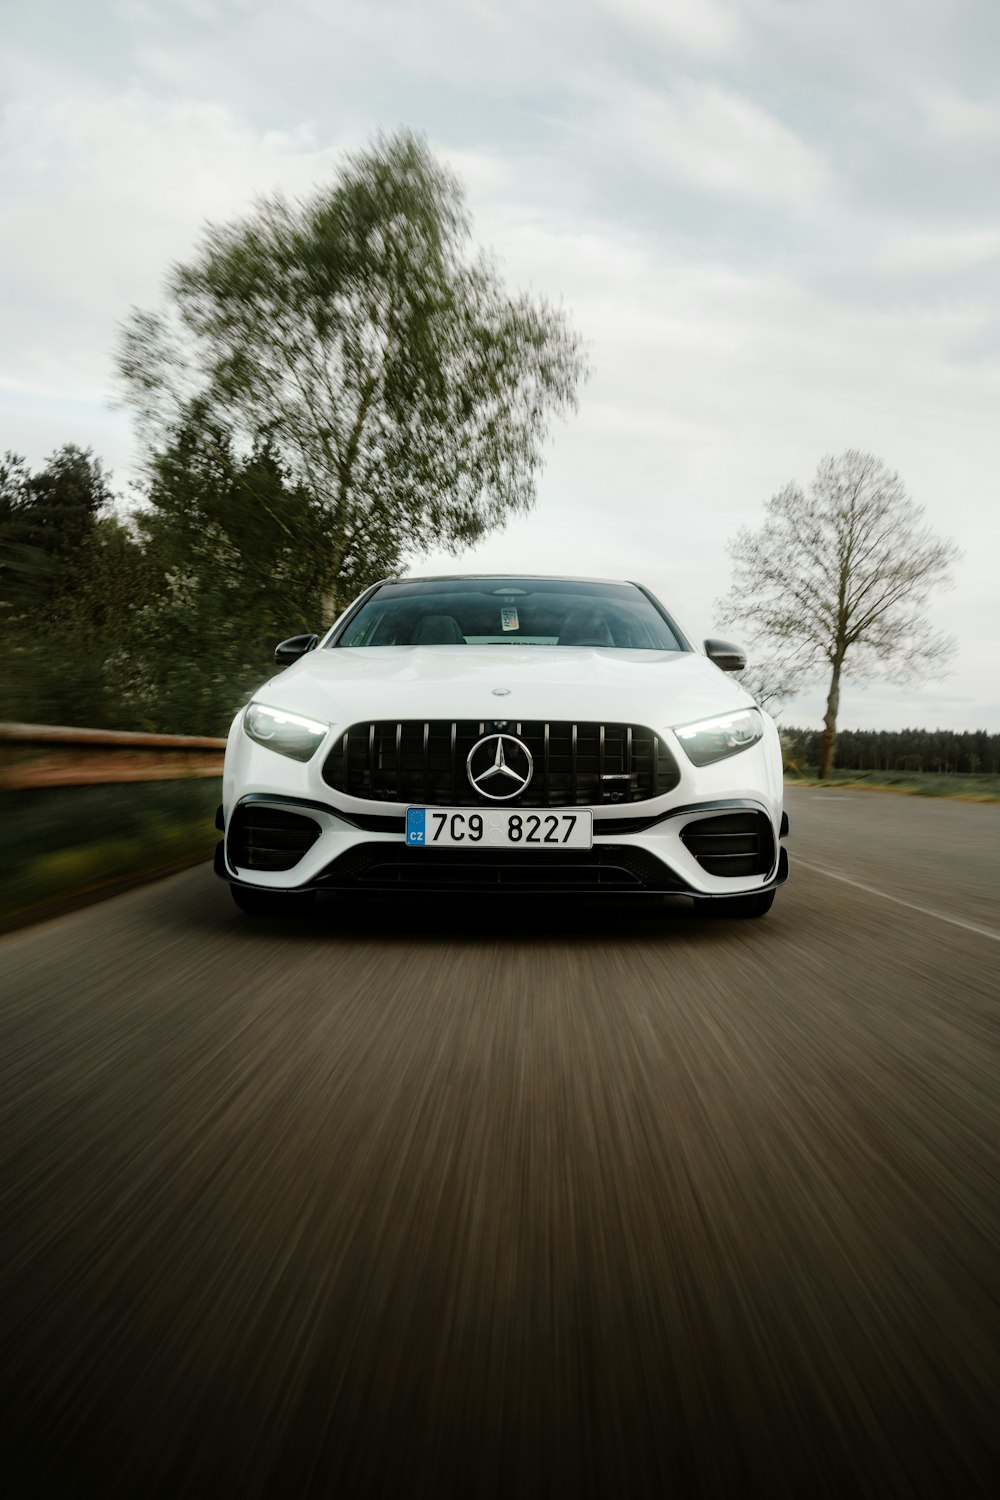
543;722;550;804
571;723;578;805
323;721;680;806
448;723;456;802
422;721;430;802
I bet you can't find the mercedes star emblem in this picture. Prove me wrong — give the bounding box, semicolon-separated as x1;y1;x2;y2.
466;733;533;801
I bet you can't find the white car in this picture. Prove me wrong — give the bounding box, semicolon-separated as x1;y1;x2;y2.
216;576;788;918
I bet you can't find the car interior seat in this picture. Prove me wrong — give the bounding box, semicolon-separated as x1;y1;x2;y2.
411;613;466;644
558;609;616;647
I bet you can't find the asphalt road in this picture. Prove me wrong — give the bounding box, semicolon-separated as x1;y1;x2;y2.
1;787;998;1497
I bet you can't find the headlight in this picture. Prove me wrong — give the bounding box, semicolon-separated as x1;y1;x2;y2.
243;703;329;762
673;708;763;766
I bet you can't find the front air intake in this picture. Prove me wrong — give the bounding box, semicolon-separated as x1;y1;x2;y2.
227;804;320;872
680;811;775;878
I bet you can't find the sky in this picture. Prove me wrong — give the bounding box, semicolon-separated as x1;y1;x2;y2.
3;0;999;731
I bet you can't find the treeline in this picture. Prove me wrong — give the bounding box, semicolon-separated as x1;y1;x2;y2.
0;439;338;737
4;447;990;758
781;726;1000;775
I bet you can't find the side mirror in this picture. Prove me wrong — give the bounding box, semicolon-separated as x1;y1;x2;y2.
274;633;319;666
704;637;747;673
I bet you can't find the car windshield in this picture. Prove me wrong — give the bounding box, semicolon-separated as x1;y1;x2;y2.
333;578;685;650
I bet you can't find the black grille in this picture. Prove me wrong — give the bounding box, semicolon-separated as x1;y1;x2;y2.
228;804;321;872
315;844;689;893
322;720;680;807
680;811;775;878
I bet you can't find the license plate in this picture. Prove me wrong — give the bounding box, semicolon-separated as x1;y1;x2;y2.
406;808;593;849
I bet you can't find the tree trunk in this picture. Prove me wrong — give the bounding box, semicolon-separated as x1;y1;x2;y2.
321;581;342;625
819;659;843;779
321;551;347;625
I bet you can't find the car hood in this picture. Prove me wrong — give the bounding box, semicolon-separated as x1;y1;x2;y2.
254;646;755;731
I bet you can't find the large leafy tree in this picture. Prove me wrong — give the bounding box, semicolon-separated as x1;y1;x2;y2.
719;450;959;777
118;130;586;616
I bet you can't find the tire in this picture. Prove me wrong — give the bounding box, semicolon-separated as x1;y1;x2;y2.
230;884;315;918
693;889;775;920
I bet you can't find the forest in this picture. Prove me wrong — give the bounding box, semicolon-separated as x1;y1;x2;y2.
780;725;999;775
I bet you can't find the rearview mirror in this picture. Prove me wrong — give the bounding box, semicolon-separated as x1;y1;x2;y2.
704;638;747;673
274;633;319;666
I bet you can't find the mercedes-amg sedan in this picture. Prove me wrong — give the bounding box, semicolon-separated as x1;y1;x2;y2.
216;576;788;918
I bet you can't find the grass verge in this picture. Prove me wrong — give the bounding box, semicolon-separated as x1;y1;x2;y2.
784;768;1000;802
0;781;220;933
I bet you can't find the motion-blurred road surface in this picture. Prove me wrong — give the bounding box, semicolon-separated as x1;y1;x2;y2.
1;787;998;1496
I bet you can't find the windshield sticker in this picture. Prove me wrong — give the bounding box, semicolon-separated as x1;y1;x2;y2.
500;607;520;632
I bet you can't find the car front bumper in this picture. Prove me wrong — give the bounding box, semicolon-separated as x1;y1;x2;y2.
215;795;789;899
218;709;787;899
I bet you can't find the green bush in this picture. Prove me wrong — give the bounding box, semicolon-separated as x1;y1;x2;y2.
0;780;220;924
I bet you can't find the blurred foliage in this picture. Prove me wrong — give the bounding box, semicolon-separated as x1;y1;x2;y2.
0;437;305;733
108;419;335;733
118;129;587;620
1;446;154;727
0;781;219;926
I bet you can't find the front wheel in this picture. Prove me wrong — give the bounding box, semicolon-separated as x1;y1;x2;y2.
230;884;315;918
693;889;775;920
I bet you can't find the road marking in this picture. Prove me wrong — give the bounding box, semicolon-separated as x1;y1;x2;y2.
794;857;1000;943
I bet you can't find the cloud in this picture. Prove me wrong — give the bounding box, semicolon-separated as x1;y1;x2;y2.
0;84;354;396
871;226;1000;275
125;0;614;119
739;0;994;95
592;80;835;210
923;90;1000;143
596;0;743;56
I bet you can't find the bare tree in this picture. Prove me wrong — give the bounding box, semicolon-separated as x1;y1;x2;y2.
718;451;959;777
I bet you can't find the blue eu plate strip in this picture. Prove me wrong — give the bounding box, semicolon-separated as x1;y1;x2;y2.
406;808;426;846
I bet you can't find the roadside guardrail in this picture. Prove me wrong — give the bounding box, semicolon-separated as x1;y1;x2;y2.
0;723;227;791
